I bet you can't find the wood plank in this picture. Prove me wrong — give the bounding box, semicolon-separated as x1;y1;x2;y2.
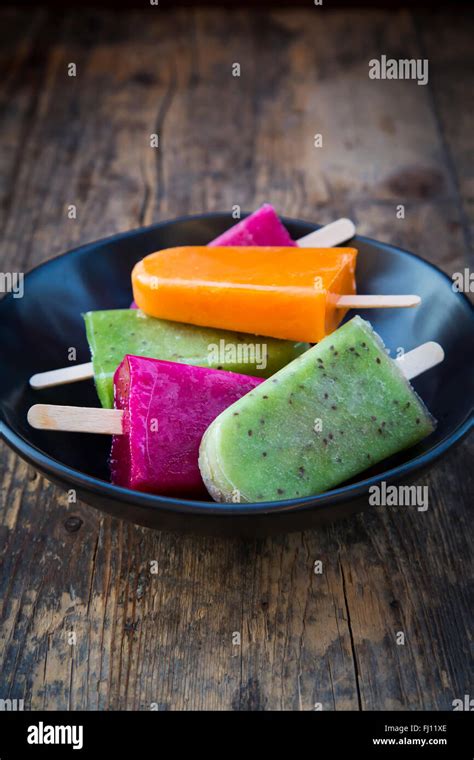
415;10;474;261
1;440;471;710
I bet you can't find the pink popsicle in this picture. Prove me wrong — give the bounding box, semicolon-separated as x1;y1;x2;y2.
208;203;296;247
110;355;262;496
130;204;295;307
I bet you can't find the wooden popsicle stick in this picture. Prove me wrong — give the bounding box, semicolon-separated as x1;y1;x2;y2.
297;218;356;248
395;342;444;380
27;404;123;435
337;294;421;309
30;362;94;389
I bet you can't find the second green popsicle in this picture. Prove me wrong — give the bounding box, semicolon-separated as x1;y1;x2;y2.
199;316;437;503
84;309;310;408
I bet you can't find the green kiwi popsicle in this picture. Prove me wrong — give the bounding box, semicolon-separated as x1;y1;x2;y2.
84;309;309;408
199;316;437;503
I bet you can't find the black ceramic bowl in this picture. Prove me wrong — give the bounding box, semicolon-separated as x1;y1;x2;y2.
0;213;473;536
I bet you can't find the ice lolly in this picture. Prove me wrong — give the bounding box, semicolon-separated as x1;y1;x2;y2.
29;309;309;406
28;357;263;497
198;316;440;503
132;246;420;343
133;246;359;343
111;356;263;495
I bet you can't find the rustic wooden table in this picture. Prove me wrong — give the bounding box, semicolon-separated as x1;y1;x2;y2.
0;5;472;711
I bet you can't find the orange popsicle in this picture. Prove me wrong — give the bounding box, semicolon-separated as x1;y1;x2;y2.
132;246;357;342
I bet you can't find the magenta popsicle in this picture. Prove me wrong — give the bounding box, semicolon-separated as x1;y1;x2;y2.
110;355;262;496
208;203;296;247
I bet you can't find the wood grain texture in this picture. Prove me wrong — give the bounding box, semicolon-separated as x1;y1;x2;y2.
0;6;472;711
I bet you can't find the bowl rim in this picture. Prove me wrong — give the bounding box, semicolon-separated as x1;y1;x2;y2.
1;211;473;518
